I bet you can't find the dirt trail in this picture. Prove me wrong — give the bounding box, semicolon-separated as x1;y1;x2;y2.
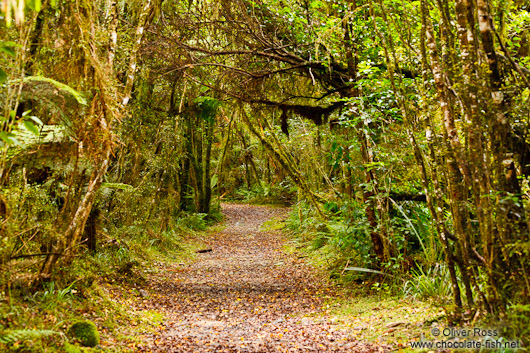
136;204;390;352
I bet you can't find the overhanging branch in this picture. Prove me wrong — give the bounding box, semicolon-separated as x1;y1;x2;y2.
181;71;345;125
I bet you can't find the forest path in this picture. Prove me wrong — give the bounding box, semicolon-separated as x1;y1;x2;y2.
136;204;390;352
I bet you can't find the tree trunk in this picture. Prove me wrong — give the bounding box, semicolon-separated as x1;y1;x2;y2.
122;0;154;105
201;113;215;214
41;143;111;278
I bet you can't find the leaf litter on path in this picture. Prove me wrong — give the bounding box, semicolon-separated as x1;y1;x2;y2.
134;204;392;352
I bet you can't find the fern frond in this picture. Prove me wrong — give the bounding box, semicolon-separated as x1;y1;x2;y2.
0;329;63;344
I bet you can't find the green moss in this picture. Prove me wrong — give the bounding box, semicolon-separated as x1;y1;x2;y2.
67;321;99;348
324;292;444;348
63;342;83;353
260;218;286;231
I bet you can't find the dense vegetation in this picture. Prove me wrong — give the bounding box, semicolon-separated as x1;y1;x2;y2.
1;0;530;350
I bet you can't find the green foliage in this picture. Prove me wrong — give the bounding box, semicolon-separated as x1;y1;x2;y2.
194;96;221;122
389;198;426;255
176;213;208;231
67;321;99;348
344;266;398;277
0;110;42;148
0;183;61;265
33;281;77;310
402;265;454;302
0;68;7;84
506;303;530;346
389;200;439;266
0;329;61;345
2;0;529;345
286;200;374;271
0;42;17;58
0;329;63;352
230;182;296;205
25;0;42;12
63;342;83;353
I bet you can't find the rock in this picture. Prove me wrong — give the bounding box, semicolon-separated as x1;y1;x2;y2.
67;320;100;347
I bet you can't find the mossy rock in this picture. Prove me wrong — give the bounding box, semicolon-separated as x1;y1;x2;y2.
67;321;99;347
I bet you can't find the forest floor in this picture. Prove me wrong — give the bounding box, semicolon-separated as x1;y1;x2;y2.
122;203;410;353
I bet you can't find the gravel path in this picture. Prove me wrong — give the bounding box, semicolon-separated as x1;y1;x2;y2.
136;204;391;352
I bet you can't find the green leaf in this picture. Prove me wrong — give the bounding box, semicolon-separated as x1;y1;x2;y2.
0;68;7;84
0;131;19;146
26;0;42;12
195;96;220;121
211;174;218;188
23;120;40;135
343;267;399;278
389;197;427;255
0;46;16;57
0;131;10;144
29;115;43;126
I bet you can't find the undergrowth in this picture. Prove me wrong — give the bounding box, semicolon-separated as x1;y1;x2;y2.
285;200;530;349
285;199;449;295
0;209;217;352
227;182;296;206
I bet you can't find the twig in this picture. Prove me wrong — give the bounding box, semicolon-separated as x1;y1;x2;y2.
341;258;351;275
471;247;487;266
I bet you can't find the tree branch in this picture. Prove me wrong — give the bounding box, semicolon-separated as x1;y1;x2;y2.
11;252;63;260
